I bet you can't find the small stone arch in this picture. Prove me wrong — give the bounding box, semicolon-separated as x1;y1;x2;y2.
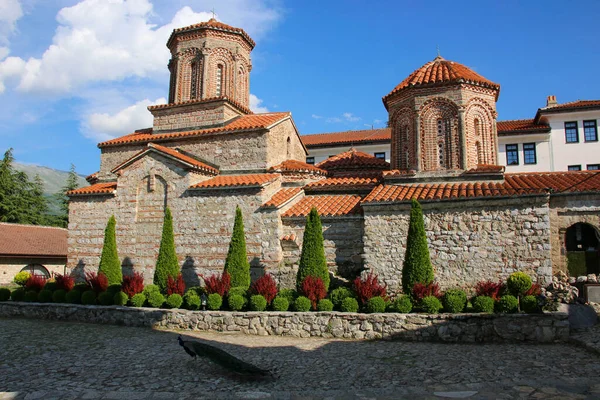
419;98;460;171
175;48;202;102
391;106;415;170
465;98;496;167
565;222;600;276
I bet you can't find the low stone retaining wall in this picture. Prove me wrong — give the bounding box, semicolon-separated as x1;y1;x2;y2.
0;302;569;343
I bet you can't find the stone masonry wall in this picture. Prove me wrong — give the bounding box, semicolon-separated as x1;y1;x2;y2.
151;101;242;132
363;196;553;293
0;258;67;285
0;303;569;343
265;118;307;168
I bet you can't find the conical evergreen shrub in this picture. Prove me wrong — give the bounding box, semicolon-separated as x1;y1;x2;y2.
296;207;330;291
224;206;250;289
401;199;434;293
154;207;180;292
98;215;122;285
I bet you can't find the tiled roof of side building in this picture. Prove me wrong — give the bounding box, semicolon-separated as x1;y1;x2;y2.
316;149;390;171
497;119;550;134
98;112;290;148
262;187;303;208
189;173;279;189
301;128;391;147
304;176;381;191
67;182;117;196
268;160;327;175
542;100;600;112
282;195;363;217
0;222;67;257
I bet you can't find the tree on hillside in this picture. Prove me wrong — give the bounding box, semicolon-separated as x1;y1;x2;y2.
401;199;434;294
55;164;79;227
223;206;251;289
296;207;330;291
154;207;180;292
98;215;122;285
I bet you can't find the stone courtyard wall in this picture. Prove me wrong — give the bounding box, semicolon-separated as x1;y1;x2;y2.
363;196;553;293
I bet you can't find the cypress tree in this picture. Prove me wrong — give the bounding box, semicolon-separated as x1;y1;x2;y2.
402;199;434;293
98;215;122;285
154;207;180;292
296;207;330;291
224;206;250;289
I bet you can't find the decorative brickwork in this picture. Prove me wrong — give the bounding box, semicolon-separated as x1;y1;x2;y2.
419;97;461;171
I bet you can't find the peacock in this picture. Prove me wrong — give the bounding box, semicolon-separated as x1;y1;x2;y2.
177;335;275;379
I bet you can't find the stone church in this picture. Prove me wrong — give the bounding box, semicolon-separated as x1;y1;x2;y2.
68;19;600;292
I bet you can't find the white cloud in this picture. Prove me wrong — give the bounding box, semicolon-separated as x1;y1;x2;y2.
0;0;23;44
249;93;268;113
343;112;360;122
311;114;322;119
326;117;342;123
83;97;166;142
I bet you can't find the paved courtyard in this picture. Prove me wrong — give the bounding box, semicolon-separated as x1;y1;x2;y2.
1;318;600;399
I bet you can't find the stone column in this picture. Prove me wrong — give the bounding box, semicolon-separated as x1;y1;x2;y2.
458;108;467;169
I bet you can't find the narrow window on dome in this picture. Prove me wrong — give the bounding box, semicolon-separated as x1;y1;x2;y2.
437;119;448;168
190;60;199;100
474;118;481;136
216;64;223;97
476;142;483;165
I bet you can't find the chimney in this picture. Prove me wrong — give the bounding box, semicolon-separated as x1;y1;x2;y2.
546;95;558;107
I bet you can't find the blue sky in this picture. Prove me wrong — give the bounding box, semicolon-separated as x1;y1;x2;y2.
1;0;599;175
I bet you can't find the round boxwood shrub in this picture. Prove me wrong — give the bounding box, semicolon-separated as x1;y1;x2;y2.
66;290;81;304
340;297;359;313
107;284;122;295
366;296;386;313
442;289;467;313
130;293;146;307
166;294;183;309
147;291;165;308
277;288;298;305
38;289;53;303
249;295;267;311
421;296;443;314
142;284;161;298
391;295;412;313
228;294;245;311
0;288;10;301
81;290;97;305
507;272;532;297
521;295;539;314
317;298;334;312
272;296;289;311
329;287;355;310
294;296;312;312
183;291;200;310
52;289;67;303
43;281;58;292
10;288;25;302
496;295;519;313
113;291;129;306
207;293;222;310
98;291;114;306
73;283;90;293
472;296;494;313
228;286;248;298
24;290;38;302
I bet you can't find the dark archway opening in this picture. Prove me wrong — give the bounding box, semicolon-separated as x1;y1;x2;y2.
565;223;600;276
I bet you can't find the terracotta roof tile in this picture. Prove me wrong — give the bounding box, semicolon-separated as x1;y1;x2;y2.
301;128;391;147
98;113;289;148
383;169;417;178
464;164;505;174
384;56;500;103
543;100;600;112
268;160;326;175
497;119;550;135
111;143;218;175
304;176;381;191
282;195;363;218
316;149;390;171
85;172;99;184
262;187;303;208
168;18;255;49
0;223;67;257
67;182;117;196
281;233;296;241
505;171;600;193
147;96;253;115
190;173;279;189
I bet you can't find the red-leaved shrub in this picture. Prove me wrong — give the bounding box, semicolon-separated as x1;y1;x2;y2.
85;271;109;294
202;271;231;297
301;276;326;310
25;274;47;292
474;280;505;301
412;282;441;302
525;283;542;297
250;274;278;304
167;273;186;296
54;273;75;292
353;273;387;305
122;272;144;298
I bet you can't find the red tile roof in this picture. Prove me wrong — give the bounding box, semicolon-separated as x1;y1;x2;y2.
497;119;550;135
98;113;290;148
111;143;218;175
268;160;326;175
304;176;381;191
67;182;117;196
301;128;391;147
262;187;303;208
85;172;99;184
363;171;600;204
384;56;500;104
316;149;390;171
167;18;255;49
383;169;417;178
543;100;600;112
190;173;279;189
0;222;67;257
282;195;363;217
148;96;253;116
464;164;505;174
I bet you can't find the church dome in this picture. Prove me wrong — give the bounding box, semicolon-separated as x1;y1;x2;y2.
383;55;499;104
167;18;255;49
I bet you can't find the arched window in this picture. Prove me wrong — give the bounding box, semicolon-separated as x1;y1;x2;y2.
476;142;483;165
190;60;200;100
216;64;224;96
21;264;50;279
474;118;481;136
437;119;446;168
286;137;291;158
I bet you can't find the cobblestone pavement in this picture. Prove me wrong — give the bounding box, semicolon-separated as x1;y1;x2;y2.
1;318;600;399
